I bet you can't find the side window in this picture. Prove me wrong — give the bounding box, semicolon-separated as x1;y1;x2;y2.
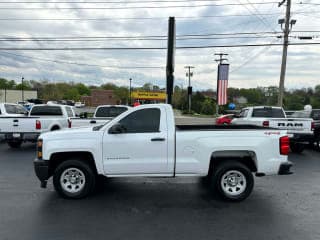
66;107;74;117
118;108;160;133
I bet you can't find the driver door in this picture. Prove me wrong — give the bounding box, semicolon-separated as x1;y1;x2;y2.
102;107;169;175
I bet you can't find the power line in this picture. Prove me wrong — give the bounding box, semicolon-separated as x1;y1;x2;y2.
0;51;165;69
1;11;318;21
0;31;284;40
0;42;319;50
0;0;224;3
0;2;279;10
0;35;281;42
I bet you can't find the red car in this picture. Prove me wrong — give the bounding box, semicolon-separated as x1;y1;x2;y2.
216;114;234;125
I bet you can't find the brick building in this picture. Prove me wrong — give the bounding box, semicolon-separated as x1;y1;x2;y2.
81;89;118;107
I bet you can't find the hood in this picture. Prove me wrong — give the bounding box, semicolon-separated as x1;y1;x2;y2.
39;126;98;141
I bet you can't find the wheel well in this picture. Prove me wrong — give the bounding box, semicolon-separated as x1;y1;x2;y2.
51;125;60;131
208;153;257;176
49;152;98;176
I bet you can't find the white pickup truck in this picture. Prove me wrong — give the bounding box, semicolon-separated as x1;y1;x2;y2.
0;104;74;148
34;104;292;202
231;106;314;153
70;105;131;128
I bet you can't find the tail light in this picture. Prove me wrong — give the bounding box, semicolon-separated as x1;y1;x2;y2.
68;119;72;128
263;121;269;127
37;139;43;159
311;121;315;131
36;120;41;130
280;136;290;155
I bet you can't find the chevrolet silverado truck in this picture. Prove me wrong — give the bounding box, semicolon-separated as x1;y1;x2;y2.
0;104;74;148
231;106;314;153
70;105;131;128
34;104;292;202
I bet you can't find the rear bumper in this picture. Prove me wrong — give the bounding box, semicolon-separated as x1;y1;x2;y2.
34;158;50;187
289;133;314;144
2;133;39;142
278;161;293;175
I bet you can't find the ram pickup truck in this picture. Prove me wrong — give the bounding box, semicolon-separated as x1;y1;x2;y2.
70;105;131;128
291;109;320;147
34;104;292;202
231;106;314;153
0;104;74;148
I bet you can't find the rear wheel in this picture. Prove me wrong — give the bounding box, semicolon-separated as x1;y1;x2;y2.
7;141;22;148
211;161;254;202
290;143;305;153
53;160;96;199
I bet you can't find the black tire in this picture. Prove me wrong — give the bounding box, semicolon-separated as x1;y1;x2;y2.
7;141;22;148
51;126;60;131
290;143;305;153
53;160;96;199
211;161;254;202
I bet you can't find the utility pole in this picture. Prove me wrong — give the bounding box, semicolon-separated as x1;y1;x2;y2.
166;17;176;105
184;66;194;113
129;78;132;106
214;53;228;115
21;77;24;102
278;0;295;107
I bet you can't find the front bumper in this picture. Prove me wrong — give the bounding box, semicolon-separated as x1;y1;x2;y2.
34;158;50;188
278;161;293;175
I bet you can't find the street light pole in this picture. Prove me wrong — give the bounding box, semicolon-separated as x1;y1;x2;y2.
184;66;194;113
129;78;132;106
21;77;24;102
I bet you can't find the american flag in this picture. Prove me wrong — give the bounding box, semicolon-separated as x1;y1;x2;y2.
217;64;229;105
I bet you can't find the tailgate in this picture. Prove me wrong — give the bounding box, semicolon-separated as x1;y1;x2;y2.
0;118;38;133
269;118;313;134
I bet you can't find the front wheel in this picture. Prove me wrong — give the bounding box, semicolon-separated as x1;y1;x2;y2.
53;160;96;199
211;161;254;202
7;141;22;148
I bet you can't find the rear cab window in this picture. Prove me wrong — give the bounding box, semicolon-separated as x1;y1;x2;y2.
252;108;285;118
95;106;128;118
30;106;63;116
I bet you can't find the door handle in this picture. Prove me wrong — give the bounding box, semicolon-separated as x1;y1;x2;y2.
151;138;165;142
90;120;96;124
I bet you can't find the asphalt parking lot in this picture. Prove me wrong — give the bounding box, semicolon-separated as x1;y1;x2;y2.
0;143;319;240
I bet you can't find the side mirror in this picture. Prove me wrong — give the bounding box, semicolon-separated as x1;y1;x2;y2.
79;112;88;119
108;123;126;134
24;111;29;116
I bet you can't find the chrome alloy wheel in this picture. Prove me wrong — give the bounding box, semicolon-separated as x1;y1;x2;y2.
60;168;86;194
220;170;247;197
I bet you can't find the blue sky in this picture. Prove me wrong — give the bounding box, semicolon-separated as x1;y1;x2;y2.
0;0;319;90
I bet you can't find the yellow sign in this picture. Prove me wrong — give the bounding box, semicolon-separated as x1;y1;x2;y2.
131;91;166;100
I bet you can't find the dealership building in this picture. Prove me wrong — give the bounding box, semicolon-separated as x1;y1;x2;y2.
0;89;38;103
